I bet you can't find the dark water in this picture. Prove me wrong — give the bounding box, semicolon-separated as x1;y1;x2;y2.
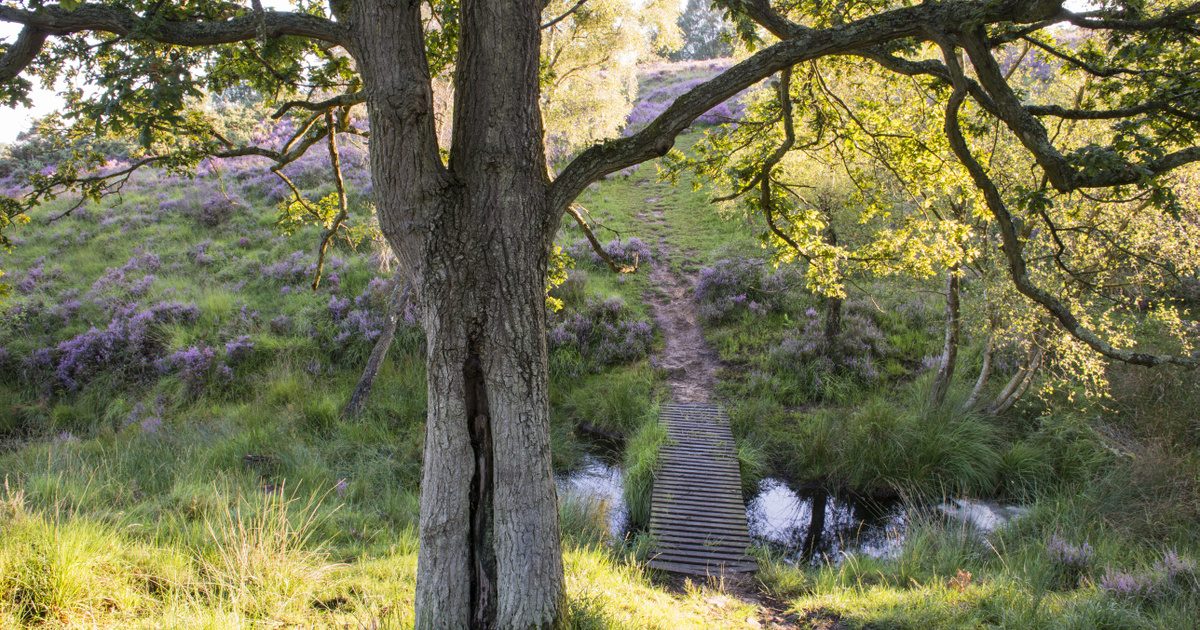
746;477;907;565
555;453;629;538
556;455;908;562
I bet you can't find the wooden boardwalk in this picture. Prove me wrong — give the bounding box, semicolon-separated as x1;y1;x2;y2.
647;402;757;575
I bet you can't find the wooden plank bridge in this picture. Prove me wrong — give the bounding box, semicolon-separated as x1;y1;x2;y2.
648;402;757;575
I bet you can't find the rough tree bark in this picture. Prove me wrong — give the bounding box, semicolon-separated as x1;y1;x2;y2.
929;268;961;407
7;2;1199;628
350;1;562;627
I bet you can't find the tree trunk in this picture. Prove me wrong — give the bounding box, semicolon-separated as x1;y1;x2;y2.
822;226;842;346
342;277;409;419
930;268;960;407
962;330;993;411
351;1;563;627
987;345;1043;415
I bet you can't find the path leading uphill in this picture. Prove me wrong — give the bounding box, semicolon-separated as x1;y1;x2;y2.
643;222;723;402
636;204;756;576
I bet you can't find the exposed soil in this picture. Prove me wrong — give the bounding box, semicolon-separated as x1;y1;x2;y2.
644;233;723;403
638;193;822;628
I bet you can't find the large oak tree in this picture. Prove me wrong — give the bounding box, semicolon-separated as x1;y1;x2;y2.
2;0;1198;626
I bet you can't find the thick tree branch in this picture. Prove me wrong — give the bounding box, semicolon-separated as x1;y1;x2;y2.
548;0;1065;212
0;26;47;83
273;90;365;118
940;41;1198;367
0;3;348;47
961;27;1200;191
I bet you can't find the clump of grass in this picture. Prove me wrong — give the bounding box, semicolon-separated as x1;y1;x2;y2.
0;483;149;624
623;418;666;529
736;441;766;494
559;494;612;547
782;396;1003;497
554;364;658;437
198;485;334;620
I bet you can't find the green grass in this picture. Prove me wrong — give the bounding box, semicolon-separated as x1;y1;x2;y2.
3;78;1200;627
622;418;667;530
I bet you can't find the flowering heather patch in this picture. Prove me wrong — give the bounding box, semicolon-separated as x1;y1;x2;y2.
328;295;352;322
196;196;241;227
88;252;162;305
1154;549;1197;580
624;64;748;135
694;258;787;322
1099;568;1158;601
16;257;46;293
1098;551;1197;602
50;301;200;391
224;335;255;364
548;296;654;370
1047;535;1094;571
192;241;214;266
156;345;217;393
772;300;891;384
263;250;348;286
568;237;654;269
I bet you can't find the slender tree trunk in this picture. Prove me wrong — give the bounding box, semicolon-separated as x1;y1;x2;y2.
962;330;993;411
987;345;1044;415
822;226;842;346
342;278;409;418
351;1;563;627
930;268;961;407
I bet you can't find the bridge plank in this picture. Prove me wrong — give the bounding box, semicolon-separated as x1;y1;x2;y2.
648;403;757;576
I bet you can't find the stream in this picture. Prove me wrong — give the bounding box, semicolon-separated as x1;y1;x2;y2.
556;455;909;563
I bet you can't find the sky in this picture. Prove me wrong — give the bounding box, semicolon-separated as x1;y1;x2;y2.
0;0;295;143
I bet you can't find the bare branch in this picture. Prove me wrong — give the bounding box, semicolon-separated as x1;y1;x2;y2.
541;0;587;30
565;203;638;273
312;111;349;290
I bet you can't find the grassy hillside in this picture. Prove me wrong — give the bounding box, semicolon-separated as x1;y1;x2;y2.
1;60;1199;627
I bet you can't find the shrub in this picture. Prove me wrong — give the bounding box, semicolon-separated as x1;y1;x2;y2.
51;301;201;390
194;196;240;228
775;302;890;381
548;297;654;373
1046;535;1094;588
694;257;786;322
566;237;653;269
156;345;218;393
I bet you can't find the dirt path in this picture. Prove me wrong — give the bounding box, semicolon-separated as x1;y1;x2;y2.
637;200;723;402
637;194;807;629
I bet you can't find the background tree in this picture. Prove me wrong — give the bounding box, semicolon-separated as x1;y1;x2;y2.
2;0;1200;627
668;0;735;61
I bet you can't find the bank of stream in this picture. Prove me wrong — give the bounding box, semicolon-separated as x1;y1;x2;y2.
556;441;1034;572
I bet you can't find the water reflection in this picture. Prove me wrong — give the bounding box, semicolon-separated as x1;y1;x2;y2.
747;477;906;564
556;454;629;538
